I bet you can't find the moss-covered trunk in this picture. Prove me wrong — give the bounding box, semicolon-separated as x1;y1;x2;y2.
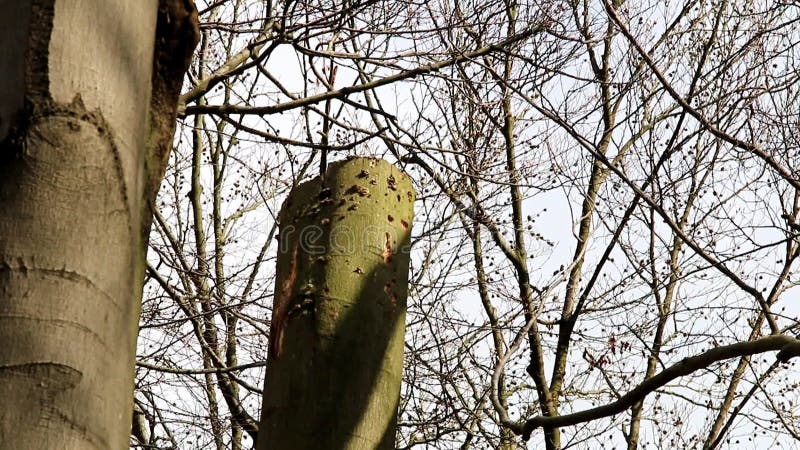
257;157;415;450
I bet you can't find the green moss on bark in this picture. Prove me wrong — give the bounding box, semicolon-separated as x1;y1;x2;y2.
258;157;416;450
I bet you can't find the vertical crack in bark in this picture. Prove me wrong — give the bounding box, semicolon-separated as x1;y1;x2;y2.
144;0;201;225
0;0;54;155
270;240;300;359
27;0;56;99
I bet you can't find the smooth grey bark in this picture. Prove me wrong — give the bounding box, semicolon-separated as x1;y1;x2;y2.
0;1;198;448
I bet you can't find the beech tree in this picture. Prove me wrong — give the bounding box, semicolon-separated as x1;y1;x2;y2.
5;1;800;450
0;1;198;448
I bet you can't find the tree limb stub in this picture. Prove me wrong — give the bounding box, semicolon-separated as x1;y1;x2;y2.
258;157;416;450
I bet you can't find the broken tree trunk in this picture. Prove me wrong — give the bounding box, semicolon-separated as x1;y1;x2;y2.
256;157;415;450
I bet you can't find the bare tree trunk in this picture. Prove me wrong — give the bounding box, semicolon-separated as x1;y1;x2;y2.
257;157;415;450
0;1;197;448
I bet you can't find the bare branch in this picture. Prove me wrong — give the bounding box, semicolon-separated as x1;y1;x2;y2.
182;24;547;117
521;334;800;439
